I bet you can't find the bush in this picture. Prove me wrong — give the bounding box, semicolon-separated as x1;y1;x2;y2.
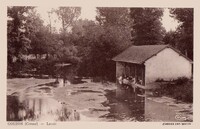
175;77;189;85
174;80;193;102
28;58;57;76
92;76;102;82
161;78;193;103
155;78;164;82
7;59;28;78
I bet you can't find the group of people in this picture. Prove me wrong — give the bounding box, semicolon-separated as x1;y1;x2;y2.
117;75;145;96
117;75;143;89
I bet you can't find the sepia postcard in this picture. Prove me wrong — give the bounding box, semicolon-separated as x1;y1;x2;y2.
0;0;200;129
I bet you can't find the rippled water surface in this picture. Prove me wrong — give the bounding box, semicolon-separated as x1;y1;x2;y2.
7;79;192;122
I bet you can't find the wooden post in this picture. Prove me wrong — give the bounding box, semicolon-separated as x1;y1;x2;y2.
135;64;137;81
142;65;145;86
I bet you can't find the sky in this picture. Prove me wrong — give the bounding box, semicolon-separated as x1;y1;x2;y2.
162;8;179;31
36;7;179;32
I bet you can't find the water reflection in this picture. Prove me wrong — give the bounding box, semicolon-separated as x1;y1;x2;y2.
7;95;80;121
101;90;145;121
7;82;80;121
7;82;145;122
7;83;146;122
7;81;186;122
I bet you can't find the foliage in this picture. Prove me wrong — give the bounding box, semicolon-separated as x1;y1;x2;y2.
163;30;178;47
174;77;189;85
7;6;34;76
68;8;132;80
27;10;49;56
130;8;165;45
53;7;82;72
7;7;193;82
90;7;132;80
54;7;81;32
155;78;164;82
169;8;193;60
27;58;59;76
161;78;193;103
96;7;131;26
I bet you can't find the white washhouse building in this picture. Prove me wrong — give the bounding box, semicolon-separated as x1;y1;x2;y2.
112;45;192;87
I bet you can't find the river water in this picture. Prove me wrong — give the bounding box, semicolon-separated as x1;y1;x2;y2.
7;80;192;122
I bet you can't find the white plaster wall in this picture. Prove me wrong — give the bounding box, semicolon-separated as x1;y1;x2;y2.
145;48;192;84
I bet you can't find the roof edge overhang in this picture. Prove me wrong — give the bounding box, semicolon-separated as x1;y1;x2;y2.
112;59;143;65
167;46;193;63
112;45;193;64
140;45;168;64
141;45;193;64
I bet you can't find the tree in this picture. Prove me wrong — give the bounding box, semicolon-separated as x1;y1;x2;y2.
170;8;193;60
68;19;98;76
163;30;178;47
53;7;82;63
130;8;165;45
27;10;48;58
96;7;131;26
96;7;132;51
85;7;133;80
7;6;34;76
54;7;81;33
